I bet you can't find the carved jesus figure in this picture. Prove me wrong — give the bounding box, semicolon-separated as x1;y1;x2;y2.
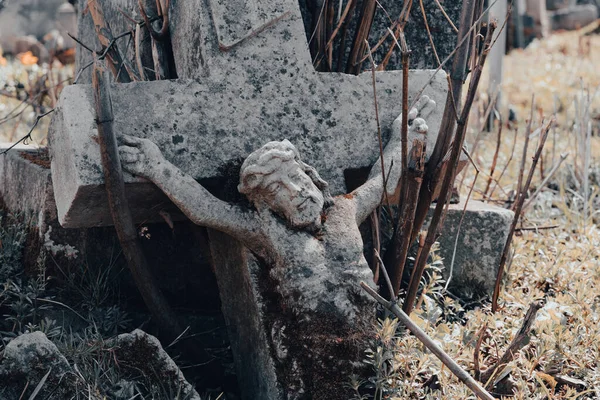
118;96;435;321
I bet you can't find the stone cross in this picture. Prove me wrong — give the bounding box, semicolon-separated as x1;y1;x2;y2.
50;0;447;228
49;0;448;399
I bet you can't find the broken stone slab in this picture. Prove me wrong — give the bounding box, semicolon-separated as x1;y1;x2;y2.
0;331;85;399
50;70;448;228
109;329;202;400
426;200;514;297
549;4;599;30
0;146;54;225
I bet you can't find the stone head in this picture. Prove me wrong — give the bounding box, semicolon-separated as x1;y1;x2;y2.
238;140;333;229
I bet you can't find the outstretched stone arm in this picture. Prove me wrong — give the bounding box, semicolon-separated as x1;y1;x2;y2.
118;135;262;244
352;95;435;224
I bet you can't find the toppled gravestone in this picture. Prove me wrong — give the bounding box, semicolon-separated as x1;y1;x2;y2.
426;200;514;298
0;331;84;399
51;0;451;397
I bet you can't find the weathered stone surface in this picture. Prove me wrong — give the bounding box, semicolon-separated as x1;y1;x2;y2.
110;329;202;400
0;146;53;223
369;0;463;70
52;0;449;229
0;331;84;399
549;4;599;30
0;145;224;336
427;200;514;297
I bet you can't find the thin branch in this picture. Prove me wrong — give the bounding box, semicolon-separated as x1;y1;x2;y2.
522;152;569;212
481;299;545;387
360;280;495;400
0;109;55;155
492;119;554;312
404;21;496;316
93;62;182;340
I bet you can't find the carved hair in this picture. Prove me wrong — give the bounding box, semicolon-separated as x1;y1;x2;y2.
238;140;333;207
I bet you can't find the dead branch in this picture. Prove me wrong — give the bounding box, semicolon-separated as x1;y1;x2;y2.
411;0;479;243
360;281;495;400
488;127;519;200
346;0;376;74
404;21;496;316
492;119;554;312
482;122;503;198
92;62;182;340
88;0;136;82
384;139;426;297
480;299;545;387
522;152;569;212
515;95;535;206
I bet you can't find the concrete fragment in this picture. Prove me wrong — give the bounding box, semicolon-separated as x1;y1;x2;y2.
427;200;514;297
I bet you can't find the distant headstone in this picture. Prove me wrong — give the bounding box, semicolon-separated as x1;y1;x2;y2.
549;4;599;30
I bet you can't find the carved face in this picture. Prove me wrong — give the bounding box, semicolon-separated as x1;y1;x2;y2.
259;159;325;228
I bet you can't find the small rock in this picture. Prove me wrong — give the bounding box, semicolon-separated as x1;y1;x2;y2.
0;331;84;399
110;329;202;400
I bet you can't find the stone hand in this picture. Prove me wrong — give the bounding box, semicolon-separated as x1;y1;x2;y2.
393;94;437;137
117;134;165;181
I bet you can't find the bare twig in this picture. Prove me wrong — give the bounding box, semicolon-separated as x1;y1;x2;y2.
515;224;559;232
404;21;496;316
473;323;488;381
482;122;503;198
384;139;427;297
366;40;392;214
488;127;518;200
0;109;55;155
88;0;136;82
93;62;182;340
522;152;569;212
360;281;495;400
481;299;545;387
515;94;535;205
492;119;554;312
445;147;480;291
346;0;376;74
411;0;480;243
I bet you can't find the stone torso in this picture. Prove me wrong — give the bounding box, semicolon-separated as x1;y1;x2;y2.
255;196;375;322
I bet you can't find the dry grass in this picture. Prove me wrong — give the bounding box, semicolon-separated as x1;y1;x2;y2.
367;24;600;399
0;58;73;146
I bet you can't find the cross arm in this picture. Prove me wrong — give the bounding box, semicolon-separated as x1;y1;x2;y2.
117;134;262;243
152;161;262;243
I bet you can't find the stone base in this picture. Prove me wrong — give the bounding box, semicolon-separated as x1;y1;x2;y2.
426;200;514;298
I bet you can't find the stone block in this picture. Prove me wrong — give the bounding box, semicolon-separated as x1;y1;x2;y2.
0;145;54;226
426;200;514;297
549;5;599;30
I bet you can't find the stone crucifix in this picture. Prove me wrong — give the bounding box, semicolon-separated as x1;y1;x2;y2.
49;0;448;398
116;97;434;399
